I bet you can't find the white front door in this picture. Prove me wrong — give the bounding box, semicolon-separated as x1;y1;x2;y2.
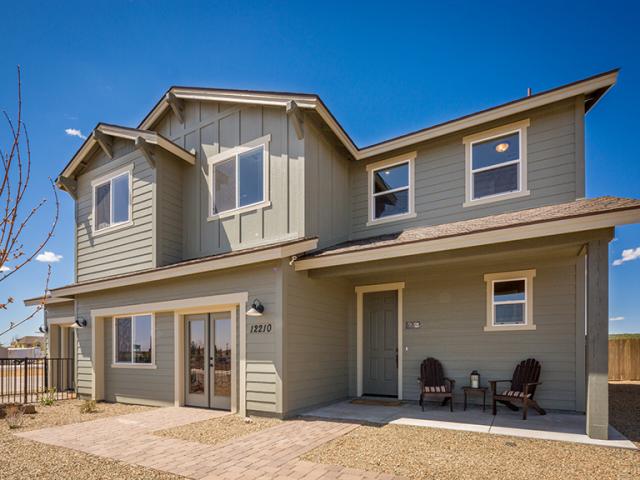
185;312;232;410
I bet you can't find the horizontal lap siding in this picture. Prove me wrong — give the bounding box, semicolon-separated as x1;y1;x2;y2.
349;254;578;411
155;101;305;261
156;152;184;266
76;142;155;282
350;100;578;238
45;302;75;322
284;269;350;413
74;263;281;412
104;312;174;406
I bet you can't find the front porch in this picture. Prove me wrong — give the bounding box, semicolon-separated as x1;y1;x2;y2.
301;400;636;449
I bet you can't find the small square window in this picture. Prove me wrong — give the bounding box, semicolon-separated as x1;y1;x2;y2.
93;171;131;231
484;271;536;331
114;314;154;365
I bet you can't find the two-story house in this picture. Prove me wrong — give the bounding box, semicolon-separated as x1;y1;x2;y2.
26;69;640;440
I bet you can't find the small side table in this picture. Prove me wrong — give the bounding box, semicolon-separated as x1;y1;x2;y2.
462;386;488;411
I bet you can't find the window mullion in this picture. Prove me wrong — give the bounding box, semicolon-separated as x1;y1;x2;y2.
372;186;410;197
131;316;136;365
235;154;240;209
471;158;521;174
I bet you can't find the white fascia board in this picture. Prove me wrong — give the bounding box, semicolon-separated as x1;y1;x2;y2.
53;238;318;296
23;296;74;307
294;208;639;271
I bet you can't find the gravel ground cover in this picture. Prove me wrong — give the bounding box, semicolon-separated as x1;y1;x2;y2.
302;382;640;480
0;400;184;480
156;413;282;446
609;381;640;447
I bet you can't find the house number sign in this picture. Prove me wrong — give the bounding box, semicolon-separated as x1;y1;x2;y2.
250;323;272;334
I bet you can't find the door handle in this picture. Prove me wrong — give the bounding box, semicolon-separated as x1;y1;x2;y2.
395;348;398;368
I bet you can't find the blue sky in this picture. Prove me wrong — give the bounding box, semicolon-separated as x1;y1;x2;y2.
1;0;639;341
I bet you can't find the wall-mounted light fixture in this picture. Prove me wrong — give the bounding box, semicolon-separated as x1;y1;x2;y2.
38;325;49;334
246;299;264;317
72;318;88;328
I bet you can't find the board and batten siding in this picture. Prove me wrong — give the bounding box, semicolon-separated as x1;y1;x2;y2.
154;101;305;260
75;139;155;282
73;262;283;413
104;312;175;406
350;99;582;239
348;251;580;411
283;266;351;413
304;120;351;248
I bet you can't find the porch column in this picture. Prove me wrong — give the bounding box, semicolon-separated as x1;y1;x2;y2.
586;238;609;440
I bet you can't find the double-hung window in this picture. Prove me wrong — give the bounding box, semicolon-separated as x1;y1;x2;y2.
207;136;270;219
463;120;530;206
113;314;154;366
484;270;536;331
367;152;416;225
93;168;131;231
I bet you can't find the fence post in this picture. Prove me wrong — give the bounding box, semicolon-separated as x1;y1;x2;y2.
44;356;49;391
23;357;28;404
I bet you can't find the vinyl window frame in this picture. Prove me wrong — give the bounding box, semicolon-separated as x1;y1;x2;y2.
366;151;416;227
91;164;134;234
206;134;271;221
484;269;536;332
111;312;156;368
463;119;530;207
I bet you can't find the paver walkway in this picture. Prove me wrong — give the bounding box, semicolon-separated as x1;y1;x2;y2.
17;407;402;479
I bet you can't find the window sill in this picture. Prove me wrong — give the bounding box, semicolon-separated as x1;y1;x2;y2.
110;363;157;369
207;200;271;221
94;220;134;236
366;212;417;227
463;190;531;208
484;324;536;332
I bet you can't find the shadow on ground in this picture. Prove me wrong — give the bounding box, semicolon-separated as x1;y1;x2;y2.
609;381;640;445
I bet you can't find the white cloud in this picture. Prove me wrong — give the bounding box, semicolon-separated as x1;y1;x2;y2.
610;316;625;321
612;247;640;266
65;128;86;140
36;251;63;263
0;265;10;272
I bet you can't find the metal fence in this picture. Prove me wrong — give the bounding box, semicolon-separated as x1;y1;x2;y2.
0;357;75;404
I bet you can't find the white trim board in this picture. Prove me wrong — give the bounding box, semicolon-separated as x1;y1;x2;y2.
355;282;405;399
295;208;640;271
53;238;318;296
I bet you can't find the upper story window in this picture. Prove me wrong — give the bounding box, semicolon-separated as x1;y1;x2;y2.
463;119;530;207
206;135;271;220
112;313;155;367
484;270;536;332
367;152;416;226
92;166;132;232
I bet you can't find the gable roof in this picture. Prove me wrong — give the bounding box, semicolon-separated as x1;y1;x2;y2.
294;196;640;270
138;69;619;162
58;122;196;184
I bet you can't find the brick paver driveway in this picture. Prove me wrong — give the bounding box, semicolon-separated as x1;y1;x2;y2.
17;407;401;479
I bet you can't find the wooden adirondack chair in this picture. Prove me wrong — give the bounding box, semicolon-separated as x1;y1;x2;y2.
418;357;455;412
489;358;546;420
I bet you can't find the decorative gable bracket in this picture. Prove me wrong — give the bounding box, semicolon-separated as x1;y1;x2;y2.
56;175;78;200
135;136;155;168
286;100;304;140
165;92;185;125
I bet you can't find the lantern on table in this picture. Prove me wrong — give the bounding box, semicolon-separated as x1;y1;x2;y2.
470;370;480;389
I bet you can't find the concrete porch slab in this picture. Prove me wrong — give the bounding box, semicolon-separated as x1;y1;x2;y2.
300;400;637;450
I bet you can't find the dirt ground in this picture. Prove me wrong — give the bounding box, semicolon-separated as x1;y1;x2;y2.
156;413;281;446
0;400;184;480
302;382;640;480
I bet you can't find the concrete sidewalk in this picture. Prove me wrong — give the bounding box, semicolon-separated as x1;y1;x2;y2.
301;400;637;449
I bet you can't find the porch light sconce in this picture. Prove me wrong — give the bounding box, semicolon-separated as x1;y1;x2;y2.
73;318;88;328
246;299;264;317
39;325;49;334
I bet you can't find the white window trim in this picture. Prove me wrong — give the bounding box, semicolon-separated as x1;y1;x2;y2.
484;269;536;332
206;134;271;221
91;164;134;235
111;312;156;368
366;151;417;227
463;119;530;207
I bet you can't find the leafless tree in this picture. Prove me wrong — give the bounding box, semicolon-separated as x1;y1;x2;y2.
0;66;59;338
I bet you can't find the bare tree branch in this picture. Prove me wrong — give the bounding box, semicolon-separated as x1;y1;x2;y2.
0;66;59;338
